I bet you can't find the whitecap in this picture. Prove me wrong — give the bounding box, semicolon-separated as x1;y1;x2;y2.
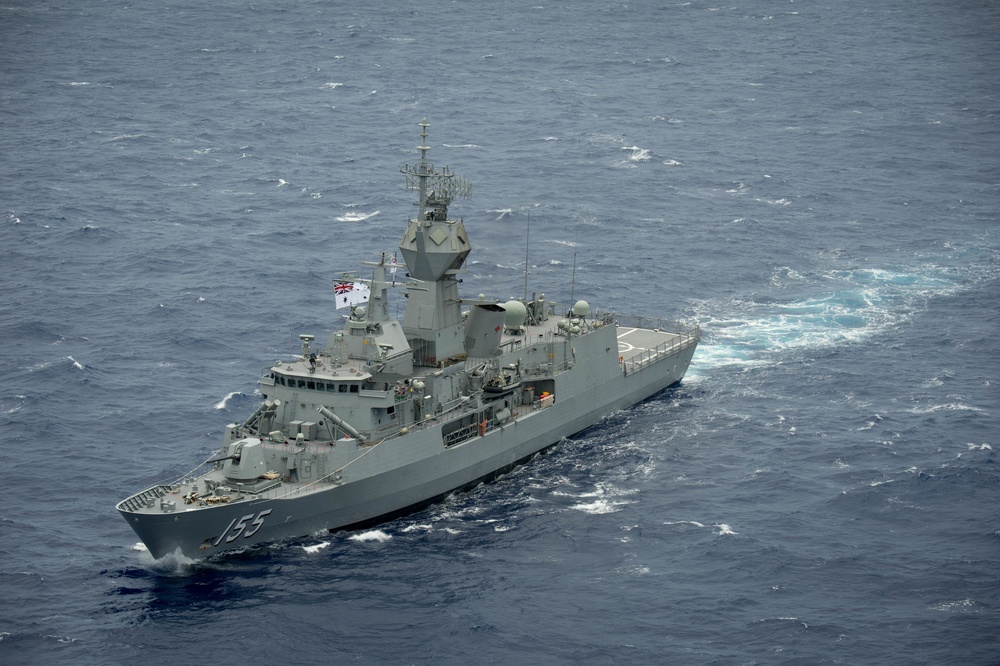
401;523;433;533
302;542;330;553
214;391;241;410
67;356;84;370
569;498;630;514
348;530;391;542
908;402;986;414
335;210;379;222
715;523;737;536
2;396;25;415
619;146;651;163
663;520;705;528
321;82;343;89
932;599;980;612
106;133;148;142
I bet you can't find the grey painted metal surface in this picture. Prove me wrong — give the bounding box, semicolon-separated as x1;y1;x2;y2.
117;120;700;560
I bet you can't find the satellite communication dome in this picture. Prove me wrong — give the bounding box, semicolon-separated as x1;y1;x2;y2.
503;300;527;330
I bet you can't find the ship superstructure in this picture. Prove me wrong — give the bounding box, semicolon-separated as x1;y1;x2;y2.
117;120;700;559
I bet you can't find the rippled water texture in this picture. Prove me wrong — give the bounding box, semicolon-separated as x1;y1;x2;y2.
1;0;998;663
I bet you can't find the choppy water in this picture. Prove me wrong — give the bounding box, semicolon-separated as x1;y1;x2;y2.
2;1;998;663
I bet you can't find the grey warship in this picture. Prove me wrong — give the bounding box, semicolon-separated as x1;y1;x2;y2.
117;120;700;560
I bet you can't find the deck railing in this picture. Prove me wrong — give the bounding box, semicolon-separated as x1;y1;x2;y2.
621;323;700;375
116;485;171;512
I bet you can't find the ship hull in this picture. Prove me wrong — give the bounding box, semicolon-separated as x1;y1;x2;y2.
119;339;696;560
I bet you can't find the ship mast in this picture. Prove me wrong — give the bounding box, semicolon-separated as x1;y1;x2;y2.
398;119;474;366
416;121;430;222
401;119;472;229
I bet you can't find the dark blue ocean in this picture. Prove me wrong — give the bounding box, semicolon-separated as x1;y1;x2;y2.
2;0;998;663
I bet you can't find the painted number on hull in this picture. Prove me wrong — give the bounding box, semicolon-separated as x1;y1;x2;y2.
213;509;273;547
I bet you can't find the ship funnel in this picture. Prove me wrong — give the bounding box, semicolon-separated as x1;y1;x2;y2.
464;303;506;360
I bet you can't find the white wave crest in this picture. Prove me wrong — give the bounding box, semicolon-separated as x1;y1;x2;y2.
569;498;630;514
907;402;987;415
348;530;391;542
335;210;379;222
621;146;651;161
214;391;242;410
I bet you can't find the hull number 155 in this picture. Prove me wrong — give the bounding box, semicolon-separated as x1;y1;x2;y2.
213;509;273;547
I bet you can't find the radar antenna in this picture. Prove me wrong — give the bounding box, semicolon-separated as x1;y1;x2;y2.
401;118;472;222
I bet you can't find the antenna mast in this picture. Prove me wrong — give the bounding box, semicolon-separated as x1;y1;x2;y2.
522;212;530;303
569;227;580;305
402;118;472;225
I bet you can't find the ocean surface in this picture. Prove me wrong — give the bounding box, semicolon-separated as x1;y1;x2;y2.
1;0;998;663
